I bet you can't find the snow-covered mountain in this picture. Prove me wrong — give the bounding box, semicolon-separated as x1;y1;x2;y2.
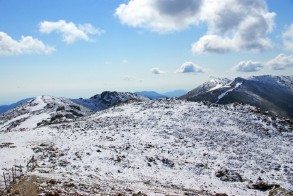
0;95;93;132
71;91;149;111
0;98;33;114
0;99;292;195
181;75;293;120
135;91;167;99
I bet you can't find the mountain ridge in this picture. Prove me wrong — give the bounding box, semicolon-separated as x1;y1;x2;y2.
181;75;293;120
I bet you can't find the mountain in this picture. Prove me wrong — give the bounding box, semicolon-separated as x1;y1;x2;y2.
162;89;188;97
0;99;292;195
135;90;188;99
135;91;167;99
0;98;33;114
71;91;149;111
0;95;93;132
181;75;293;120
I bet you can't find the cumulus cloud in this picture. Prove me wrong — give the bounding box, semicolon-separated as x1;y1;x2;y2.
192;0;275;54
115;0;202;33
0;32;54;56
176;62;204;73
283;23;293;51
233;61;264;72
233;53;293;72
115;0;275;53
266;53;293;70
150;67;165;74
39;20;104;44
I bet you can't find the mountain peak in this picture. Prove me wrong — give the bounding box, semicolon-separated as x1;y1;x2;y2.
181;75;293;120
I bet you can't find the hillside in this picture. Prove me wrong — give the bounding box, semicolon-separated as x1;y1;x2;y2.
0;98;33;114
0;95;93;132
0;99;292;195
181;75;293;120
71;91;149;111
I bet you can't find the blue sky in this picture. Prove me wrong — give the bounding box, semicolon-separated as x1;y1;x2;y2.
1;0;293;104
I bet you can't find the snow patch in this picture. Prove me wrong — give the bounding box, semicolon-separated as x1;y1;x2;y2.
218;82;242;101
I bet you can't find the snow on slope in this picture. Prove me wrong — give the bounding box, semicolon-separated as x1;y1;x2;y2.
0;95;93;131
0;99;292;195
217;82;242;101
72;91;149;111
248;75;293;91
0;98;33;114
181;78;231;100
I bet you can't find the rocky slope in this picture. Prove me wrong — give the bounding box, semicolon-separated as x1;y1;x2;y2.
0;95;93;132
71;91;149;111
181;75;293;120
0;99;292;195
0;98;33;114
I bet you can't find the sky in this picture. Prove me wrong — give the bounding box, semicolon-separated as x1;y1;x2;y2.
0;0;293;104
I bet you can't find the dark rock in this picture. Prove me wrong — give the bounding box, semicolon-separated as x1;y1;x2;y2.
69;105;81;111
248;180;279;191
65;113;75;119
132;191;147;196
268;187;293;196
56;106;65;111
162;158;175;168
215;169;243;182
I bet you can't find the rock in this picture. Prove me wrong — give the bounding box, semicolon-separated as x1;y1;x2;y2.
132;191;147;196
48;179;57;184
56;106;65;111
268;187;293;196
247;180;279;191
65;113;75;119
162;158;175;168
215;169;243;182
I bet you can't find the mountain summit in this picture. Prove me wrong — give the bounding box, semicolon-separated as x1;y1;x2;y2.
72;91;149;111
181;75;293;120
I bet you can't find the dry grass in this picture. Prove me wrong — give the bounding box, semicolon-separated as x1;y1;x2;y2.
3;176;39;196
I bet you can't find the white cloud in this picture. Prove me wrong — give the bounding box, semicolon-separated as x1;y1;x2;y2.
39;20;104;44
150;67;165;74
192;0;275;54
0;32;54;56
266;53;293;70
115;0;275;53
283;23;293;51
176;62;204;74
115;0;202;33
233;61;264;72
233;53;293;72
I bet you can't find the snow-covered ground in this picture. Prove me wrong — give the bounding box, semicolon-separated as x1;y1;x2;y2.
0;99;292;195
0;95;93;131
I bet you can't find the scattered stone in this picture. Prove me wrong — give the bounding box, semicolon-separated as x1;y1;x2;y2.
247;180;279;191
268;187;293;196
215;169;243;182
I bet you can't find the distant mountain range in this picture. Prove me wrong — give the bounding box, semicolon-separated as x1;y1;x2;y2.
181;75;293;120
135;89;187;99
0;90;187;115
2;75;293;120
134;91;167;99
